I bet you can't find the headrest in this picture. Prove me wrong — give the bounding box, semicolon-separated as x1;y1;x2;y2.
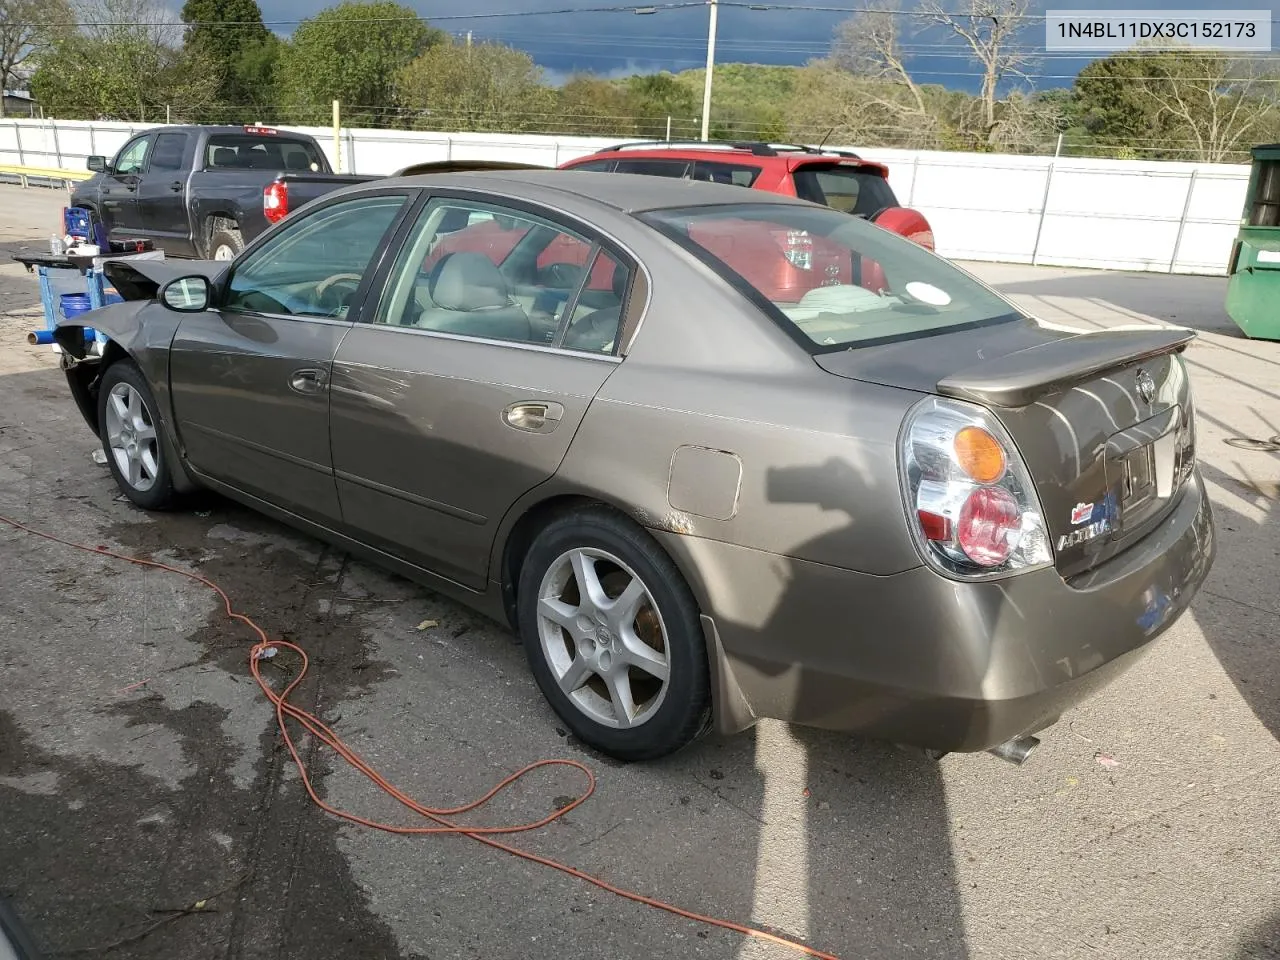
211;147;236;166
612;262;629;299
285;152;309;170
428;252;510;311
437;208;472;233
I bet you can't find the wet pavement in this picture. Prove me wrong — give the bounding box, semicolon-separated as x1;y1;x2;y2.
1;184;1277;960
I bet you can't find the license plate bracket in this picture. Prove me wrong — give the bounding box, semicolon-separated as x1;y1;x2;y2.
1104;407;1182;535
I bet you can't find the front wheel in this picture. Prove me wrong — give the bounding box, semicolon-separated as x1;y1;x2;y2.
517;508;711;761
97;360;178;510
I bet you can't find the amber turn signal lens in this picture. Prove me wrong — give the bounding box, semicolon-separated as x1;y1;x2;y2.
953;426;1006;483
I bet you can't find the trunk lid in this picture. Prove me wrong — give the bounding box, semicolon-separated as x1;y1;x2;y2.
815;316;1198;578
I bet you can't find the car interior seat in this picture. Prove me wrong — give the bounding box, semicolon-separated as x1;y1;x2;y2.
561;265;628;354
211;147;237;168
411;252;533;342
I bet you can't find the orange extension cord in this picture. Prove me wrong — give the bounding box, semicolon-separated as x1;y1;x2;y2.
1;514;842;960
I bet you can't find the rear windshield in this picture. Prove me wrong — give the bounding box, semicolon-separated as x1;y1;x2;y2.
204;135;324;172
793;163;898;217
641;202;1018;351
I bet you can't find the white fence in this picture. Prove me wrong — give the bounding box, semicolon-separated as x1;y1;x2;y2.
1;117;1250;276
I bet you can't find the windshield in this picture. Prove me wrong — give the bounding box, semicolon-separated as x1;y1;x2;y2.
640;202;1019;351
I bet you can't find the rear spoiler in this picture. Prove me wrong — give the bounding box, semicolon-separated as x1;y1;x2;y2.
392;159;552;177
936;327;1196;408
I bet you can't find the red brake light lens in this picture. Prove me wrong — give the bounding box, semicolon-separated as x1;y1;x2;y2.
955;486;1021;567
264;181;288;223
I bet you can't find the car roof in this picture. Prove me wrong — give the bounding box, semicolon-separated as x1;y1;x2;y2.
369;169;818;213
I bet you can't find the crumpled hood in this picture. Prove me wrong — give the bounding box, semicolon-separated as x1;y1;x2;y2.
102;258;229;302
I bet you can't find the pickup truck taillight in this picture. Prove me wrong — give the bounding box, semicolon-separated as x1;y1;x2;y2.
264;181;289;224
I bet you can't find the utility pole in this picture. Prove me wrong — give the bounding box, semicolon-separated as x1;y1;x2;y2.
699;0;717;142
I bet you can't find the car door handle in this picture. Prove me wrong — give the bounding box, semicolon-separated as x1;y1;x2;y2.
501;399;563;435
503;401;564;433
169;180;182;192
289;368;328;394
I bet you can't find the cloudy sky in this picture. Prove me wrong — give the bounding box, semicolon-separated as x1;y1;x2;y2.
255;0;1280;90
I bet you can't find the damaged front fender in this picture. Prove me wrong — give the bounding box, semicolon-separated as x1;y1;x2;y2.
51;294;199;494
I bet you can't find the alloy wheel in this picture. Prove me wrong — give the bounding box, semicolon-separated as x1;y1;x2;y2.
536;547;671;729
104;381;160;492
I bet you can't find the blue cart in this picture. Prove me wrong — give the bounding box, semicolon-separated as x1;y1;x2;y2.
12;250;163;350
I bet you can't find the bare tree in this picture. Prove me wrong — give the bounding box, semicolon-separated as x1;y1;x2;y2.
0;0;73;116
916;0;1036;147
829;2;944;147
832;1;926;115
1145;50;1278;163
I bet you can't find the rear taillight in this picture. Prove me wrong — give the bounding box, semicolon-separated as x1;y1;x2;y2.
899;397;1053;579
264;181;288;223
909;230;935;251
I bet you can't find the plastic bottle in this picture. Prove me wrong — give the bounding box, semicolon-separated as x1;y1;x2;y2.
50;234;64;255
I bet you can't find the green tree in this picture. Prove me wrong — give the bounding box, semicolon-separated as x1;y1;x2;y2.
397;38;553;132
555;74;639;136
0;0;74;116
623;72;699;138
1073;45;1277;162
676;64;795;141
180;0;279;118
275;0;442;126
30;0;220;121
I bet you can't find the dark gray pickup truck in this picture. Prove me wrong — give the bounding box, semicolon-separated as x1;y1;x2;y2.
71;124;375;260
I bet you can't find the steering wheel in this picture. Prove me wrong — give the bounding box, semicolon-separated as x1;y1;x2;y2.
314;272;364;314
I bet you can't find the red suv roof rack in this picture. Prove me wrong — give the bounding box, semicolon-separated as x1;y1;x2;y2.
595;139;862;160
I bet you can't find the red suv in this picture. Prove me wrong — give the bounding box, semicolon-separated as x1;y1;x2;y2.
559;140;934;251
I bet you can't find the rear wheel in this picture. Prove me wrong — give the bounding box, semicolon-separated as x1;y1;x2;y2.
209;222;243;261
517;508;710;762
97;360;178;510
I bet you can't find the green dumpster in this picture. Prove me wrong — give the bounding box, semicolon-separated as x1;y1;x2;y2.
1225;143;1280;340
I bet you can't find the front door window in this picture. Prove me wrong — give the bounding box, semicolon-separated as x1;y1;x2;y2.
223;194;409;319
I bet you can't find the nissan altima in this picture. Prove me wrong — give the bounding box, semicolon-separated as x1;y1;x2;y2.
50;171;1215;763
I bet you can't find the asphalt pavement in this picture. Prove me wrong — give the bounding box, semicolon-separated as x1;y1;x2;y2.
1;184;1277;960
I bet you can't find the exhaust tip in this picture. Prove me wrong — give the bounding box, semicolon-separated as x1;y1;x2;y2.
987;735;1040;766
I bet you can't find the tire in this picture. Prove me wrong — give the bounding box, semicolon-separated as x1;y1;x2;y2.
97;360;178;511
208;223;243;261
517;507;711;762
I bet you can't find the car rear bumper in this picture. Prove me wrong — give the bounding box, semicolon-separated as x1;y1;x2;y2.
657;469;1215;753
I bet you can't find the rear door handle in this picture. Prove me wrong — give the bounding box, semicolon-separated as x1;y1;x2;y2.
289;368;328;394
169;180;183;192
503;401;564;433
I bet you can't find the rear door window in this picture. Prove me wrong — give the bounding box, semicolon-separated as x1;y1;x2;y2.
149;132;188;172
690;161;761;187
612;159;690;178
792;164;898;217
204;135;324;172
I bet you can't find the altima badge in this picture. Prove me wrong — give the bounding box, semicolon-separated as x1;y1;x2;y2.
1058;519;1111;551
1136;369;1156;405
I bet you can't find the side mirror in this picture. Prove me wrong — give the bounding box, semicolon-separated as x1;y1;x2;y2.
160;276;212;312
86;155;107;172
